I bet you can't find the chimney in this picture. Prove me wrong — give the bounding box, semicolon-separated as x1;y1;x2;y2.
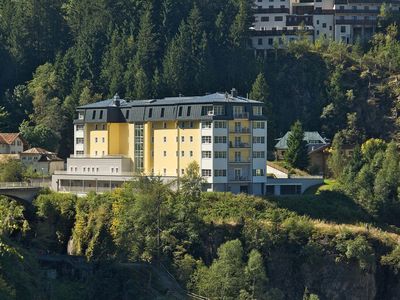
231;88;238;98
112;93;120;107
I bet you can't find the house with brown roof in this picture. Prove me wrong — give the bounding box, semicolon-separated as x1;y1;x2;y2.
20;147;64;175
0;133;28;154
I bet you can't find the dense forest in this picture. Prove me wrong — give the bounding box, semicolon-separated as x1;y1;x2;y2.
0;163;400;299
1;0;400;156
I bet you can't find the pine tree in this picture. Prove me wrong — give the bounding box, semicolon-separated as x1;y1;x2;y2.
328;133;346;178
284;121;309;170
162;21;191;95
374;142;400;220
245;249;267;299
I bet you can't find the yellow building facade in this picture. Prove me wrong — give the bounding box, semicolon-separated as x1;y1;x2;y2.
56;92;267;195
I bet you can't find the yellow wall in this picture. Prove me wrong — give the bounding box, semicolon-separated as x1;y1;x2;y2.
152;121;178;176
108;123;130;156
178;121;200;174
87;124;108;156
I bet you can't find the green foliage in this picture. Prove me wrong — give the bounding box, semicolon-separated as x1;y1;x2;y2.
335;234;375;270
284;121;309;170
328;133;346;179
194;239;246;298
0;197;29;237
33;192;76;253
0;160;25;183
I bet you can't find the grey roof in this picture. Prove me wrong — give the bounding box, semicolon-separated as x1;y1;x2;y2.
275;131;327;149
78;92;262;109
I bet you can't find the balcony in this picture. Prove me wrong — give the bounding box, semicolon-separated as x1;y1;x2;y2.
335;19;376;26
230;176;251;182
229;159;251;164
229;142;251;149
233;112;249;119
230;128;251;134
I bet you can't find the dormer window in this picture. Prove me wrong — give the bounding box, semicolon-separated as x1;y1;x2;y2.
126;110;130;119
148;108;153;118
99;110;103;119
161;108;165;118
78;112;84;120
214;105;225;116
187;106;191;116
178;107;183;117
92;111;96;119
253;106;263;116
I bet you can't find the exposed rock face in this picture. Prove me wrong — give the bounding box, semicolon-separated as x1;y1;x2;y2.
265;249;400;300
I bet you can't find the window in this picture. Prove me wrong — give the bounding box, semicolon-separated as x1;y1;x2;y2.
180;121;185;128
76;125;84;131
201;106;213;116
181;151;185;157
214;136;227;144
189;121;194;128
214;121;226;128
78;112;84;120
125;110;130;119
253;106;263;116
178;107;183;116
214;169;227;177
95;124;98;130
163;137;167;143
202;151;212;159
99;110;103;119
181;136;185;143
148;108;153;118
83;167;86;172
202;136;212;144
190;136;193;142
76;138;84;144
215;151;227;159
274;16;283;21
92;111;96;119
116;168;119;173
202;169;212;177
102;124;106;130
102;137;105;143
190;151;193;157
261;16;269;22
95;137;98;143
253;121;265;129
163;122;167;129
163;168;167;176
163;151;167;157
161;108;165;118
253;169;265;176
214;105;225;115
95;151;98;156
341;26;346;33
253;151;265;158
202;122;212;129
102;151;105;156
181;169;185;175
253;136;265;144
187;106;191;116
322;23;326;28
76;151;84;156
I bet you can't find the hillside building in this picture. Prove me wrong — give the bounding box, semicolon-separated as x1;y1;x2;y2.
52;91;268;195
251;0;400;53
0;133;27;154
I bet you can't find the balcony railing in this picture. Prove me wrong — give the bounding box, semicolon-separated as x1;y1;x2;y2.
229;142;251;148
230;176;251;182
233;112;249;119
230;128;251;134
229;159;251;164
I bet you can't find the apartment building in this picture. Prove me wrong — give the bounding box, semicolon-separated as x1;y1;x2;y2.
52;91;268;195
251;0;400;52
